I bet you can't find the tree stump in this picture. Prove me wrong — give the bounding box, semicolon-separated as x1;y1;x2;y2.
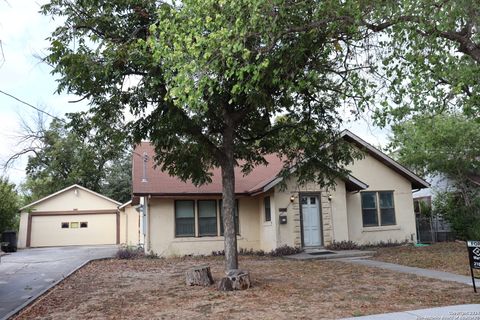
217;269;251;291
185;265;214;286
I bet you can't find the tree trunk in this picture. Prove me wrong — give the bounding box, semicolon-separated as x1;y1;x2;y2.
218;269;251;291
221;116;238;272
185;265;214;286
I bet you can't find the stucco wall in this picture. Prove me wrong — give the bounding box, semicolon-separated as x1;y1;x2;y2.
31;187;119;212
148;197;261;256
346;152;417;244
258;193;277;251
17;211;29;248
120;205;140;246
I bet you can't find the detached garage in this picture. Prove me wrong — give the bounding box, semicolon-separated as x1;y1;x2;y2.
18;185;122;248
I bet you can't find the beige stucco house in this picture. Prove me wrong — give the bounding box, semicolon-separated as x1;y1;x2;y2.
18;185;140;248
132;130;428;256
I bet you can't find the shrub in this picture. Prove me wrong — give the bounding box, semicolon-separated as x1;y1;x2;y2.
211;246;300;257
325;240;359;251
269;245;302;257
361;240;410;249
435;190;480;241
116;246;143;259
145;251;160;259
239;248;266;256
211;250;225;256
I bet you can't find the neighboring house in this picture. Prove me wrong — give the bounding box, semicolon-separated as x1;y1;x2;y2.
18;185;139;248
413;174;453;243
131;130;429;256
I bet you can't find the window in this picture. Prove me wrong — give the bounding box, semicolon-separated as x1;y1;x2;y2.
61;222;69;229
264;196;271;222
70;222;79;228
80;222;88;228
198;200;217;236
175;200;195;237
361;191;396;227
220;200;239;235
379;192;396;226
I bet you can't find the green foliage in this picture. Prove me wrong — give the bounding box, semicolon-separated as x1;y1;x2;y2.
418;200;432;218
22;117;130;203
391;113;480;240
371;0;480;124
434;191;480;240
0;177;20;232
41;0;375;188
390;114;480;179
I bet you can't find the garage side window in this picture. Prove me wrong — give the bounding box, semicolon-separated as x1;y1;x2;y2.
61;222;69;228
175;200;195;237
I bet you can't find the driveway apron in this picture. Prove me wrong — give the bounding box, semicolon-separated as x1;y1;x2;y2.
0;245;117;320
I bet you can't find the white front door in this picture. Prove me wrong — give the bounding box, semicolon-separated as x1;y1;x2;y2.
301;196;322;247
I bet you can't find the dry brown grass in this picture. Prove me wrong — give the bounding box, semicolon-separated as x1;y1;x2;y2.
372;241;476;276
13;255;479;320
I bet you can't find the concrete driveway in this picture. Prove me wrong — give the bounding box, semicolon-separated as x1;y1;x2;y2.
0;245;117;319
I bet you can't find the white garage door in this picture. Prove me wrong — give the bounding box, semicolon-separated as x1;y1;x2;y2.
30;214;117;247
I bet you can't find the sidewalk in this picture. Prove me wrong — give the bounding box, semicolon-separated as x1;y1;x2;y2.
341;304;480;320
338;258;474;286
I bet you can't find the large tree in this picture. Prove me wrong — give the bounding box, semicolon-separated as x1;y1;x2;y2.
41;0;381;270
0;177;20;233
366;0;480;123
390;113;480;239
18;115;131;203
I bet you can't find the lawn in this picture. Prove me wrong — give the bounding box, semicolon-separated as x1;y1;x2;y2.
372;241;474;276
14;255;479;320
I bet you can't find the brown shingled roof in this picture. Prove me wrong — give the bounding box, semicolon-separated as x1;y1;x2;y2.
132;142;284;195
131;130;428;196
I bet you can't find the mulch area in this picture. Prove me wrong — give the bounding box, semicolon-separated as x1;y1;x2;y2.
13;255;480;320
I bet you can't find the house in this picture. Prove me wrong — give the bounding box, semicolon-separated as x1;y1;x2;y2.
18;185;139;248
132;130;429;256
413;174;454;243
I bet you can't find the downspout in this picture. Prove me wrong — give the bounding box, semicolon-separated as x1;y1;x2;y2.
146;194;151;253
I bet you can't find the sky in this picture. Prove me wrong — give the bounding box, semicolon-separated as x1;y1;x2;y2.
0;1;390;187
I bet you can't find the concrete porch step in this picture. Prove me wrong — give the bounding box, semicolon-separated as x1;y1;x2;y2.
285;249;375;260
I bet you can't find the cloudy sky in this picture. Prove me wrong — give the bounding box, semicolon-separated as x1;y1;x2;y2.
0;1;389;187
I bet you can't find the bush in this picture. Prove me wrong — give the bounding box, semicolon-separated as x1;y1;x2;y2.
211;250;225;256
269;245;302;257
116;246;143;260
325;240;359;251
360;239;410;249
211;246;301;257
435;190;480;240
145;251;160;259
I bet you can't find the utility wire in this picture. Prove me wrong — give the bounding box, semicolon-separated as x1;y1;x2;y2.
0;89;64;122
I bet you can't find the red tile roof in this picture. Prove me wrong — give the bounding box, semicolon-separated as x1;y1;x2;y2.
132;142;284;195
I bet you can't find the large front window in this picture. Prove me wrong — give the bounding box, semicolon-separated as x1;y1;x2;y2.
174;199;239;237
361;191;396;227
198;200;217;236
175;200;195;237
